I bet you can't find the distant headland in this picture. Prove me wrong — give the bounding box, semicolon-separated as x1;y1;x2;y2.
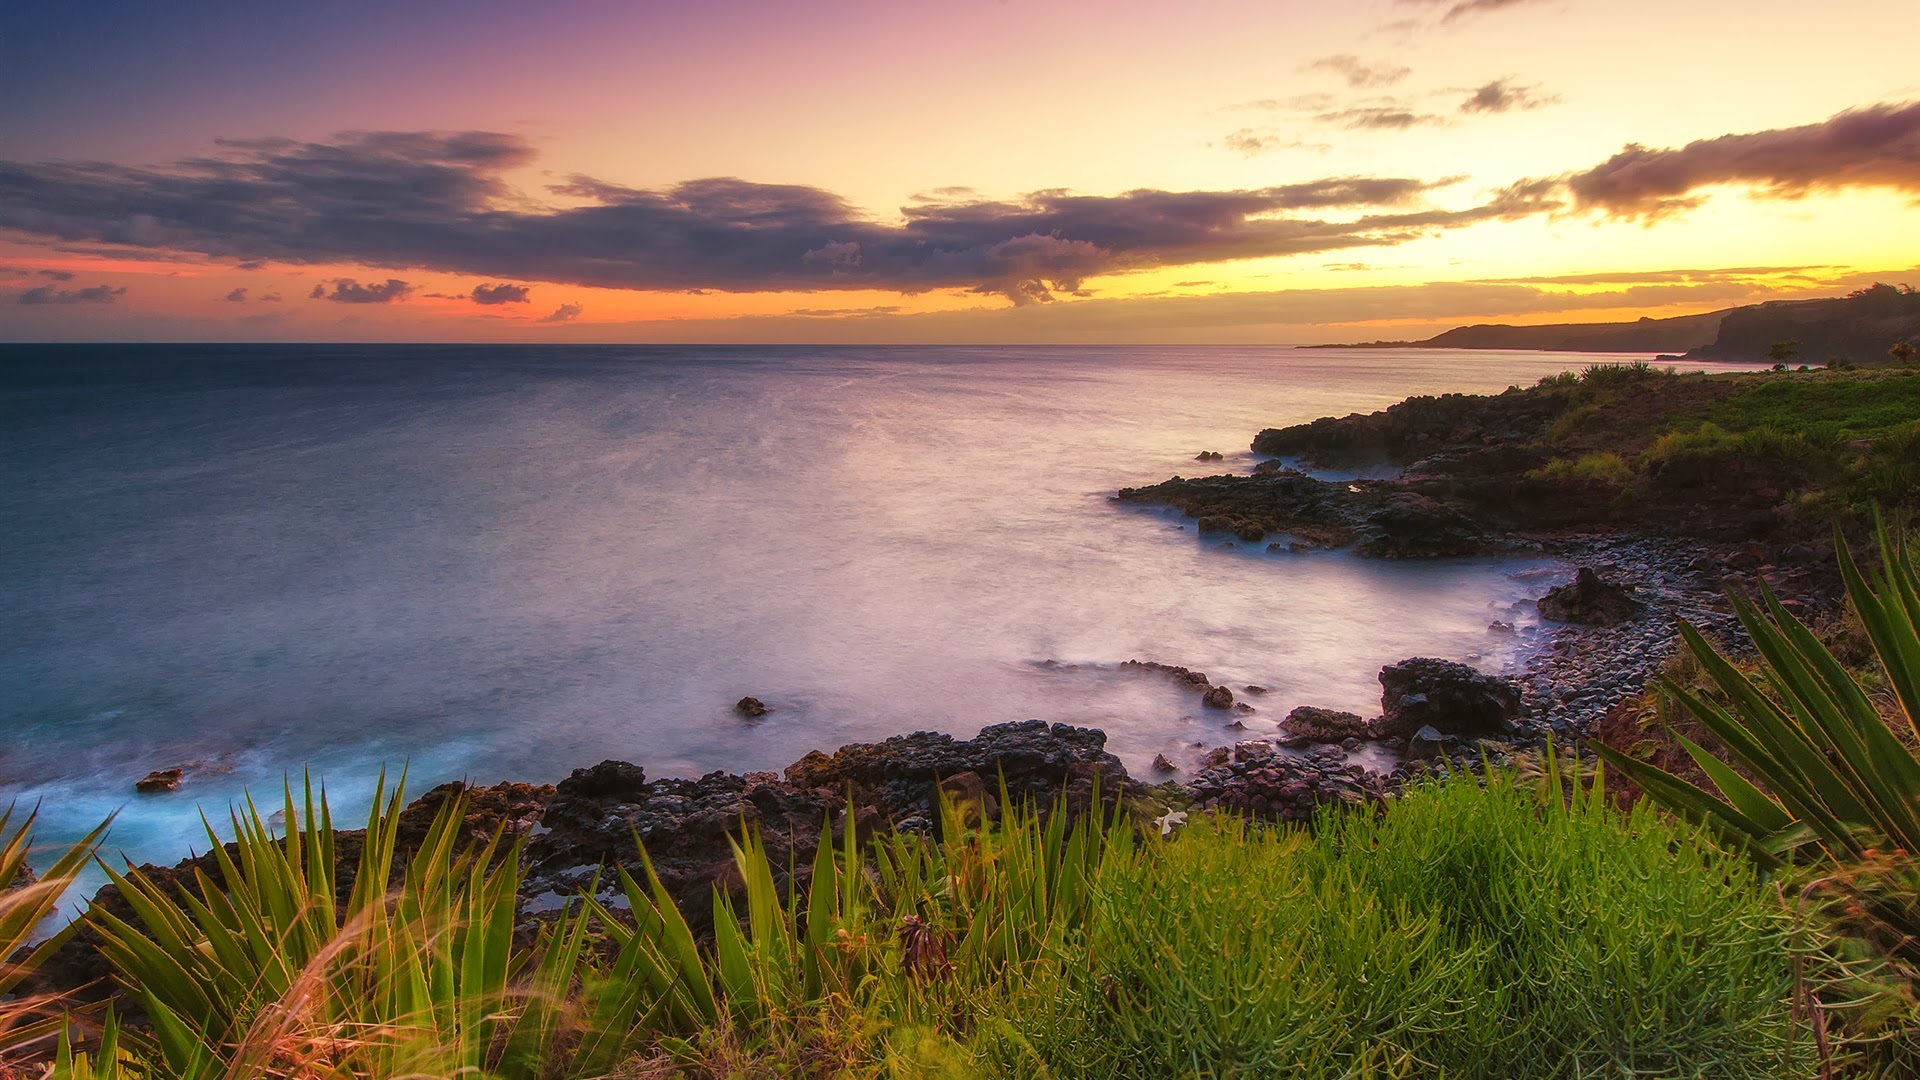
1310;282;1920;363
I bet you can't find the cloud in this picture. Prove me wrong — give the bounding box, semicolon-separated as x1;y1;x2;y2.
1317;106;1447;130
235;260;266;271
1468;265;1827;285
259;292;282;302
223;287;248;301
0;130;1531;305
1458;79;1558;114
1400;0;1547;24
537;302;582;323
470;282;530;304
37;268;74;281
1304;54;1411;89
1560;100;1920;218
1220;129;1331;156
18;283;124;304
309;277;413;303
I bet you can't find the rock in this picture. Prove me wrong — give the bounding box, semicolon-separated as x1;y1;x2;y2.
1352;493;1485;559
735;696;770;717
1195;450;1225;461
937;771;999;823
1372;657;1521;739
555;760;647;803
1198;746;1233;770
1243;685;1269;695
1224;719;1248;731
1122;660;1212;687
1236;523;1266;542
1537;567;1643;626
1202;685;1235;709
134;769;183;794
1405;725;1454;760
1487;620;1515;634
1151;753;1177;773
1281;706;1370;744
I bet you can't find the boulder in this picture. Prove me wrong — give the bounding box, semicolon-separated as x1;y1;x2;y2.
1537;567;1643;626
1201;685;1235;709
1280;706;1370;744
735;696;770;717
554;759;647;803
134;769;183;794
1405;725;1454;760
1372;657;1521;738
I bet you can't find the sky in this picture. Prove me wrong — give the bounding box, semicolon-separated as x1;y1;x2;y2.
1;0;1916;343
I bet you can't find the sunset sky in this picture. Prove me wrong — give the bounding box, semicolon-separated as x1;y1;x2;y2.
3;0;1916;343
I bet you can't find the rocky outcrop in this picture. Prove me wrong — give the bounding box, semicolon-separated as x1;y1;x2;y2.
734;696;769;717
1537;567;1643;626
134;769;183;794
1280;706;1370;745
1184;741;1386;822
1114;471;1501;559
1373;657;1521;739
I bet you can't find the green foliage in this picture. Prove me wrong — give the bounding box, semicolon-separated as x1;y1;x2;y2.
1531;451;1633;487
1711;371;1920;442
86;774;610;1078
1593;520;1920;869
984;764;1808;1079
0;807;108;1056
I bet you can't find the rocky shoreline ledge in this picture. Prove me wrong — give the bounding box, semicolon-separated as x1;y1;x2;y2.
33;531;1806;1001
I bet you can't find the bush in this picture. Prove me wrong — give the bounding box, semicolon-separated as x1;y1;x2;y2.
1531;451;1633;488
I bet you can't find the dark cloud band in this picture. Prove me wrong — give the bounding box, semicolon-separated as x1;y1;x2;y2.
0;132;1516;304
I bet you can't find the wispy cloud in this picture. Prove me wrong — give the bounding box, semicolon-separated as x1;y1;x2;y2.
537;302;583;323
1400;0;1550;24
1303;54;1411;89
1458;78;1558;114
222;287;248;301
18;283;124;304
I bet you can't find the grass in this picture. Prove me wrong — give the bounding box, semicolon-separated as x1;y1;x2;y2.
7;757;1830;1079
982;764;1809;1078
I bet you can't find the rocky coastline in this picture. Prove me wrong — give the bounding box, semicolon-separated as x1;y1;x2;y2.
30;369;1858;1004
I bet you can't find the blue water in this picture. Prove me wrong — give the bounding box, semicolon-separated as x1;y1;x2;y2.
0;343;1706;870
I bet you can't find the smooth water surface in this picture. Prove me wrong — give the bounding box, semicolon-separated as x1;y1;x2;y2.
0;344;1704;865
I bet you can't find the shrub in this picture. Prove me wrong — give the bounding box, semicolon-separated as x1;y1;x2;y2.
1532;451;1633;488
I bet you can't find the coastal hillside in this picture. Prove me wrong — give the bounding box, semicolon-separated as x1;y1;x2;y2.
1322;283;1920;362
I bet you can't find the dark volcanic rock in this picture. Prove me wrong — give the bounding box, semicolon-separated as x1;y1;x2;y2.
555;760;648;803
1373;657;1521;738
134;769;183;794
1280;706;1370;744
1537;567;1644;626
1185;745;1386;822
784;720;1126;803
1201;685;1235;709
735;696;770;717
1352;493;1485;559
1405;725;1455;760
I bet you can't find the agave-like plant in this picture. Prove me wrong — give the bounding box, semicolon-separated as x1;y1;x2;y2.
1594;520;1920;870
0;804;109;1056
88;773;614;1079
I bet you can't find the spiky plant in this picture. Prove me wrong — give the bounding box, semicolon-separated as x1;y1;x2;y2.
0;805;108;1056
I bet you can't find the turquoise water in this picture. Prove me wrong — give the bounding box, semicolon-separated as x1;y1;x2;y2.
0;343;1699;869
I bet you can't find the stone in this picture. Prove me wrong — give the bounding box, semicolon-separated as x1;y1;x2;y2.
1201;685;1235;709
1194;450;1225;461
1537;567;1643;626
555;760;648;803
1405;725;1453;760
134;768;183;794
1372;657;1521;738
1281;706;1370;744
735;696;770;717
1151;753;1177;773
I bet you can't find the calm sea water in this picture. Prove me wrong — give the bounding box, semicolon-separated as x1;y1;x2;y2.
0;343;1699;868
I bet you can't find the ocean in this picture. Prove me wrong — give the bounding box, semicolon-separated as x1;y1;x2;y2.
1;343;1696;868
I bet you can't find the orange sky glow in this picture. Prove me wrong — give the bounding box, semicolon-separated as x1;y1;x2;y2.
2;0;1916;343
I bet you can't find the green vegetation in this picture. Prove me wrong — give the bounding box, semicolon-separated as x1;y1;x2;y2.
1522;363;1920;529
987;770;1803;1078
3;762;1828;1078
